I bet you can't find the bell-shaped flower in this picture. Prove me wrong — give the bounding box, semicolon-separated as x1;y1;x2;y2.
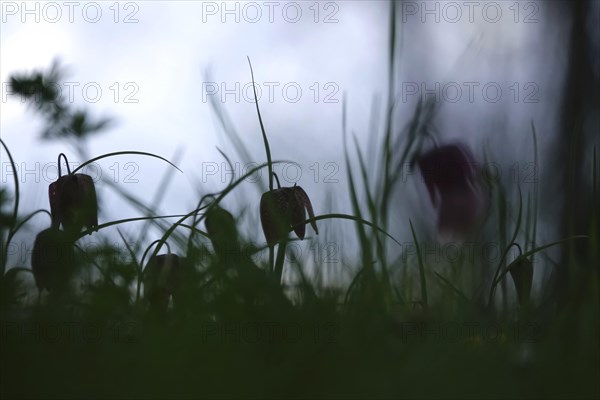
49;173;98;234
260;185;318;245
31;227;75;293
205;205;242;264
143;253;181;311
416;143;488;242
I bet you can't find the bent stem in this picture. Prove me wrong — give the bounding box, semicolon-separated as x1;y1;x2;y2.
57;153;71;176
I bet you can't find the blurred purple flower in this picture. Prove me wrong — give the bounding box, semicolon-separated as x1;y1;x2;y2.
416;143;489;242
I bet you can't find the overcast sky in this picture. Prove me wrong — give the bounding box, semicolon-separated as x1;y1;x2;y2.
1;1;572;284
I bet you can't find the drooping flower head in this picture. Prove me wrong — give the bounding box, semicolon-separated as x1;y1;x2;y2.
416;143;488;242
205;205;241;263
31;227;75;293
260;184;318;246
143;253;181;311
49;153;98;235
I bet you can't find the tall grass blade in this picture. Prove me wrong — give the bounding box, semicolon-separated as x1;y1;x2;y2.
409;219;428;306
246;57;273;192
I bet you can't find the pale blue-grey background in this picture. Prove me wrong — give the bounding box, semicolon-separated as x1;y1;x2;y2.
0;1;575;292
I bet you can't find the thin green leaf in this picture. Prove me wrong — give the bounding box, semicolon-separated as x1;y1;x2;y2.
72;151;182;174
247;57;273;191
409;219;428;306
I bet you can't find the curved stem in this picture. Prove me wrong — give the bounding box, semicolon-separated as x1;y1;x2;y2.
513;243;523;257
57;153;71;176
0;138;20;275
140;239;171;270
273;172;281;189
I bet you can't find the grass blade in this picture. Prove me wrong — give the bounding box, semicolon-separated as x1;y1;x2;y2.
409;219;428;306
72;151;182;174
247;57;273;192
488;185;523;308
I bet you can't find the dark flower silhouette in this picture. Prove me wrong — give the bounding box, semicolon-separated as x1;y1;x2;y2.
49;172;98;234
416;143;488;242
143;253;181;311
205;205;242;263
31;228;75;293
260;185;318;245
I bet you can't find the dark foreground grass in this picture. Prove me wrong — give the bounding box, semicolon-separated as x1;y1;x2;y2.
1;294;598;399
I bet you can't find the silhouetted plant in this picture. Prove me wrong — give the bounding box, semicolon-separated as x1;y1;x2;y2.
143;252;181;312
49;153;98;235
9;59;111;141
31;227;75;295
204;204;241;264
260;175;318;246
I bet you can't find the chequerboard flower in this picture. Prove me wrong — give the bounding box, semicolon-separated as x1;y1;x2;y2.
49;172;98;235
260;185;318;245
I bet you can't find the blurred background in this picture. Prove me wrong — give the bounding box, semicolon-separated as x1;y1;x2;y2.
1;0;598;288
